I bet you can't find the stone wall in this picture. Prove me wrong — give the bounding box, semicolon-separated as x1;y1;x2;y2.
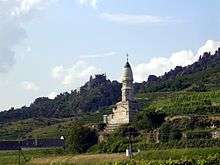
106;101;138;125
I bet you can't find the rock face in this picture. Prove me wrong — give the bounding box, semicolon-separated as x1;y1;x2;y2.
104;60;138;131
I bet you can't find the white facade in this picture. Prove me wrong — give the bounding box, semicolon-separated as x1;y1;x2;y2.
104;61;138;126
122;62;134;102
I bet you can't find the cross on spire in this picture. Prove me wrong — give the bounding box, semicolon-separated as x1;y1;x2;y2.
126;54;129;62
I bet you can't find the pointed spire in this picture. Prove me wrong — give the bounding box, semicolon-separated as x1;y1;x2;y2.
126;53;129;62
124;54;131;68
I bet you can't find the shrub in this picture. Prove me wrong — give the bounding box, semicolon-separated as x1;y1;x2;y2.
65;122;98;153
186;131;212;139
135;111;165;130
159;123;182;142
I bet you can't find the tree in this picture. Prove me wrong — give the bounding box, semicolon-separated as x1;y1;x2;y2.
66;122;98;153
135;111;165;130
159;123;182;142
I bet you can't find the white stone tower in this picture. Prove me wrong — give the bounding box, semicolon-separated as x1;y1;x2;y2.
103;55;138;131
122;59;134;102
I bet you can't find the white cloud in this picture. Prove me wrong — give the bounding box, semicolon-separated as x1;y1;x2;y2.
0;0;54;73
100;13;175;25
196;40;220;59
12;0;51;16
79;0;98;9
79;51;117;59
52;65;64;79
133;40;220;82
52;60;99;86
21;81;40;91
47;91;57;99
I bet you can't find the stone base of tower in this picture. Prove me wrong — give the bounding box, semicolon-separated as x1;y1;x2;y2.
104;100;138;132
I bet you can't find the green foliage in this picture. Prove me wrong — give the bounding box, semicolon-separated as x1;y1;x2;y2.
143;50;220;92
190;83;207;92
135;111;165;130
186;130;212;139
147;91;220;115
134;139;220;150
0;118;64;140
159;123;182;142
116;124;139;138
134;148;220;161
66;122;98;153
0;148;65;165
113;154;220;165
90;125;140;153
0;75;121;123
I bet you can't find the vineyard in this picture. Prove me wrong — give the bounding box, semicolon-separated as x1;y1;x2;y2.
138;91;220;115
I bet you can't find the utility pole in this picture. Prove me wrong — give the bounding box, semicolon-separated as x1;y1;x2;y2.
18;140;21;165
128;132;132;159
126;131;134;159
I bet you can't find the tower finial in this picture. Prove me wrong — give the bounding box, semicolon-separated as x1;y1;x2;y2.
126;54;129;62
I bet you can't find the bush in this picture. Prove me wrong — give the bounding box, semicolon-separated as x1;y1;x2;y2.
134;139;220;150
169;128;182;141
65;122;98;153
135;111;165;130
159;123;182;142
90;125;140;153
186;131;212;139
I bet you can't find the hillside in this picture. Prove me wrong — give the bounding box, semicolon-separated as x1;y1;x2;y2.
137;91;220;115
0;74;121;123
0;48;220;139
142;47;220;92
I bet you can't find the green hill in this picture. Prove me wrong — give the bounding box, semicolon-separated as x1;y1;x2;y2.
0;48;220;140
138;91;220;115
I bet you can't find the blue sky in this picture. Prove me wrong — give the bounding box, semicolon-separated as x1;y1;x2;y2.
0;0;220;110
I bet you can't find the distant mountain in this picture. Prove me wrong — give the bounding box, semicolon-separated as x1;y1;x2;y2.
0;48;220;124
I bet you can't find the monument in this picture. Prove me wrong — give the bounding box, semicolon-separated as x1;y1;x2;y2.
103;55;139;132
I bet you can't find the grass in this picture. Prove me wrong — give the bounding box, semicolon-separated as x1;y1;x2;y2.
0;108;111;140
0;148;64;165
0;118;66;140
134;147;220;160
1;147;219;165
29;153;127;165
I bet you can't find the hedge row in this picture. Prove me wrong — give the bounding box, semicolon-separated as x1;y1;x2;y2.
134;139;220;151
90;139;220;153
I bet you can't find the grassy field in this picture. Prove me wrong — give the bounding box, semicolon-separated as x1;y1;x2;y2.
29;154;127;165
0;147;219;165
0;149;126;165
0;148;64;165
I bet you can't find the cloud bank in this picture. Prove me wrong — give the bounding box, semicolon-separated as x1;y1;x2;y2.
47;91;57;99
52;60;99;86
133;40;220;82
0;0;53;73
21;81;39;91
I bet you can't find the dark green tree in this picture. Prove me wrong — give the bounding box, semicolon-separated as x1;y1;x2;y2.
66;122;98;153
135;111;165;130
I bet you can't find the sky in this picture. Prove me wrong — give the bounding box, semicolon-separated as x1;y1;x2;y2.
0;0;220;110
